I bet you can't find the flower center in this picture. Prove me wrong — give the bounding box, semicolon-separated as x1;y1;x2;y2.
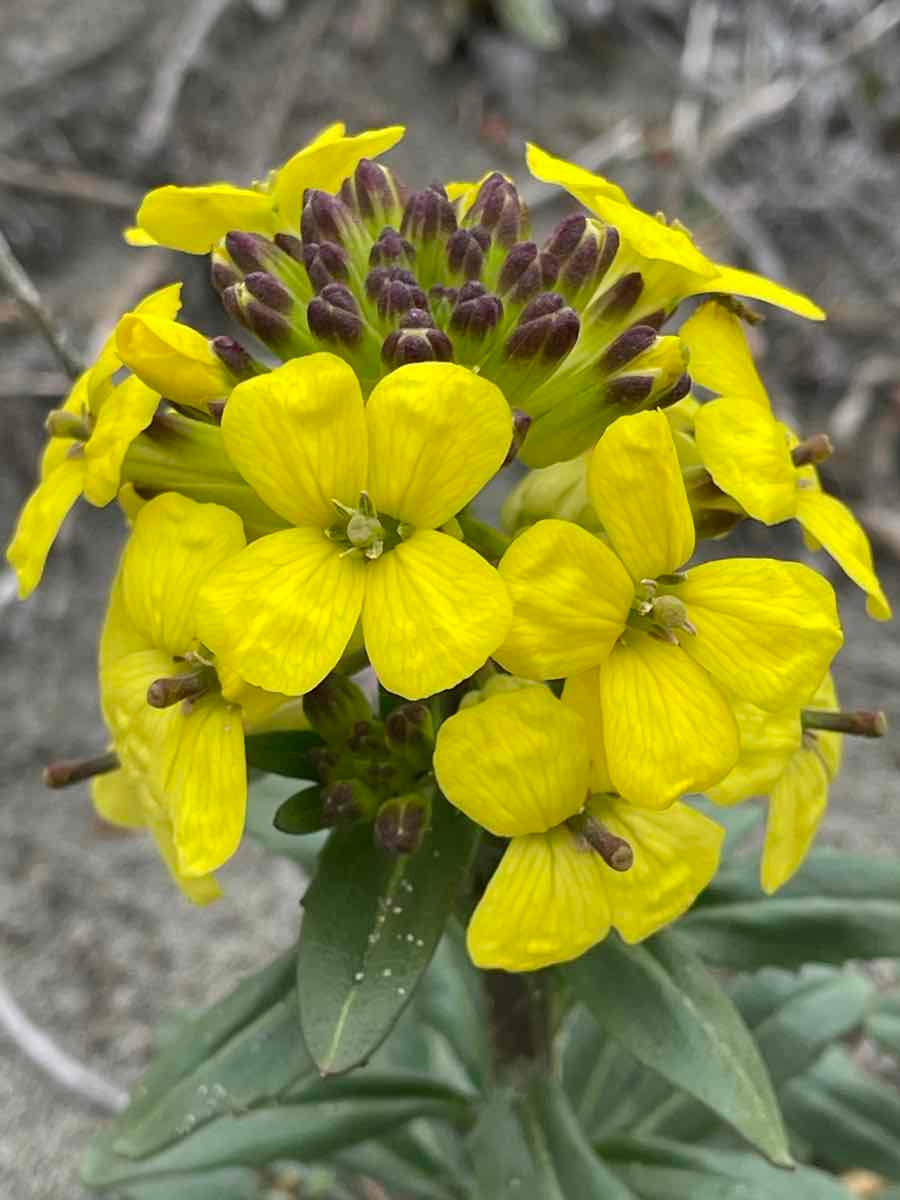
327;491;410;560
627;574;696;643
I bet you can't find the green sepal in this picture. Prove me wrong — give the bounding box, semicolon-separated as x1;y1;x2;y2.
244;729;325;779
273;785;325;835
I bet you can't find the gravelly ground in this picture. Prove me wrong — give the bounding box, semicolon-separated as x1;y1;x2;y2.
1;1;899;1196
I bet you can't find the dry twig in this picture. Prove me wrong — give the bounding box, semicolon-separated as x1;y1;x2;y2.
0;229;82;379
0;975;128;1114
0;155;140;212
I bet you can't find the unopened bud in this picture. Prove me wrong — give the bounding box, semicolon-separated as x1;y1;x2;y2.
606;374;655;406
340;158;405;232
302;240;350;291
374;792;431;855
465;173;527;248
802;709;888;738
323;779;378;827
303;673;372;743
568;813;634;870
593;271;644;320
544;215;618;298
791;434;833;467
600;325;659;373
657;372;692;408
401;184;458;245
382;323;453;367
504;293;579;363
224;231;280;275
384;702;434;770
307;283;365;346
365;266;428;321
210;335;256;380
369;227;416;268
450;281;503;339
301;190;356;246
43;750;119;789
497;241;560;304
211;254;241;296
273;232;305;262
446;226;490;281
503;409;532;466
243;271;292;313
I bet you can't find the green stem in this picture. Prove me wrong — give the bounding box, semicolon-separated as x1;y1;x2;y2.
458;513;511;564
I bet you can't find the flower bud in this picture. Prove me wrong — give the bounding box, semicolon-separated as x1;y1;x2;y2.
464;173;528;248
302;240;350;291
382;317;453;367
400;184;458;245
497;241;560;305
501;455;600;535
340;158;406;235
599;324;659;373
224;231;281;275
446;227;490;281
210;253;241;296
273;232;305;262
365;266;428;321
307;283;365;346
116;314;233;406
323;778;378;827
604;333;689;411
543;215;619;301
301;189;357;246
210;335;258;380
384;702;434;771
504;293;579;363
593;270;644;321
369;227;416;269
449;281;503;339
243;271;293;313
302;673;372;744
374;791;431;855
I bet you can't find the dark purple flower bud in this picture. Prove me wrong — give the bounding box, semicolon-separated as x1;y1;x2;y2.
544;216;620;298
374;792;431;856
595;271;644;320
504;294;580;363
243;271;293;313
301;190;355;245
369;226;416;268
274;232;305;262
340;158;405;228
656;371;692;408
446;226;490;280
323;779;377;827
497;241;560;304
503;409;532;467
543;213;588;259
382;325;454;368
399;307;435;329
307;283;365;346
400;184;457;245
211;335;255;379
365;265;427;320
464;172;527;248
606;374;655;406
225;231;277;275
211;255;241;296
450;282;503;339
223;283;293;347
302;240;350;291
599;325;659;373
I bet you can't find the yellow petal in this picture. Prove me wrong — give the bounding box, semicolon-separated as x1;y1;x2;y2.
693;396;797;525
588;410;695;581
196;527;365;695
700;264;826;321
496;519;631;680
132;280;184;322
115;314;230;406
101;649;180;783
222;354;367;528
433;686;589;836
760;748;829;893
148;810;223;905
445;172;506;215
803;670;843;778
134;184;278;254
92;769;146;829
707;701;802;806
88;281;184;414
124;225;158;247
363;530;511;700
561;668;614;794
6;455;85;598
366;363;511;529
467;828;612;971
82;375;162;506
119;493;246;656
155;694;247;876
600;631;740;808
591;795;724;942
526;144;715;280
796;489;892;620
677;300;770;408
271;125;404;229
674;558;843;710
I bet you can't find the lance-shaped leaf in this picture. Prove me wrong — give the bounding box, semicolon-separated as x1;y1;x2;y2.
599;1137;851;1199
297;789;480;1075
562;930;792;1165
244;729;325;778
866;987;900;1058
466;1090;541;1200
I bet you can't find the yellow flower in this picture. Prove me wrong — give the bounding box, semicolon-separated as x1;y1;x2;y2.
526;143;825;321
195;355;513;700
433;686;723;970
683;301;891;620
709;674;842;893
127;123;404;253
6;283;181;598
96;492;277;900
115;313;234;407
496;410;843;808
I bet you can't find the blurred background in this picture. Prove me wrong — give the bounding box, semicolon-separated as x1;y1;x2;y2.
1;1;899;1195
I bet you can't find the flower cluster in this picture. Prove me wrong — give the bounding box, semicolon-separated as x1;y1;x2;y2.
11;122;888;971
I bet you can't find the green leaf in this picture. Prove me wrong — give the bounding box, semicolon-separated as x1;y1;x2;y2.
781;1045;900;1177
562;930;792;1165
118;1168;261;1199
297;790;480;1075
415;919;490;1092
466;1090;539;1200
335;1123;465;1200
599;1137;851;1199
865;989;900;1058
245;729;325;778
273;785;325;834
688;795;765;859
244;775;329;871
523;1077;638;1199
